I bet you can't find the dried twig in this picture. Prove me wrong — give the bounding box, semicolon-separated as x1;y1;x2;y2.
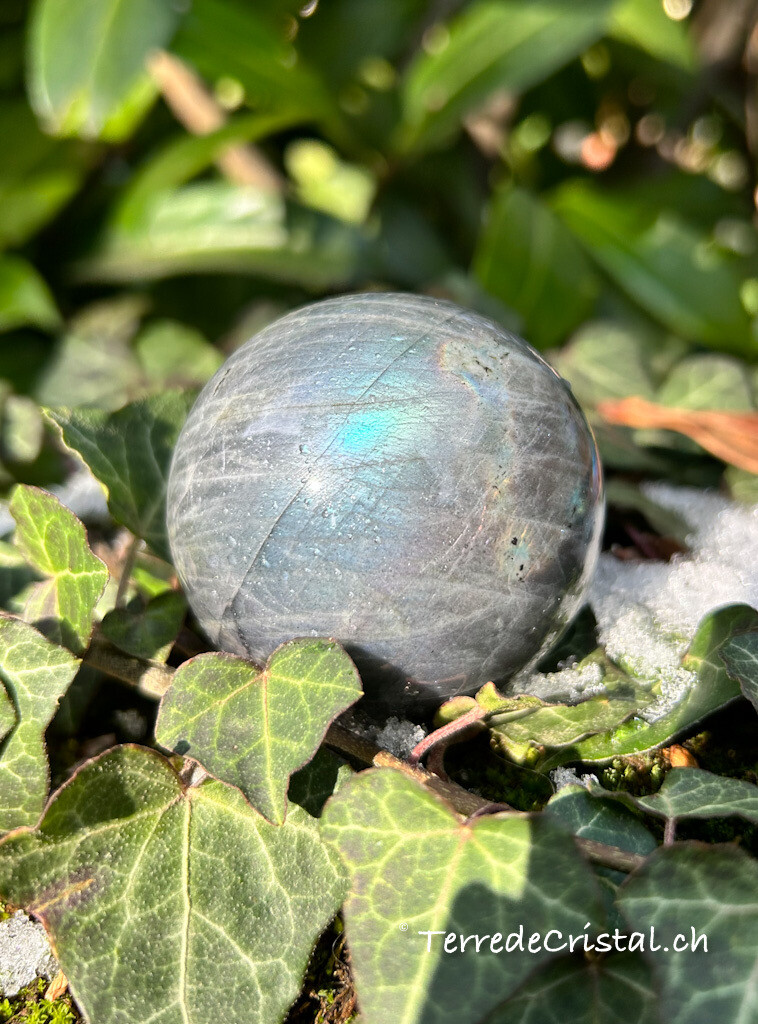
146;50;283;192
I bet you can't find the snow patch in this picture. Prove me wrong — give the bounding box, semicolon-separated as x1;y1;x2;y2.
526;485;758;721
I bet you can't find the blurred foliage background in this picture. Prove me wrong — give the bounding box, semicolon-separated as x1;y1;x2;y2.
1;0;758;504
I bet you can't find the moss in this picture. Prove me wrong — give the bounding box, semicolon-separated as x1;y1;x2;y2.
0;977;81;1024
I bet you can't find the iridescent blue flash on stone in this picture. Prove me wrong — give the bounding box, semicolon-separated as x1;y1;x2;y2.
167;293;603;711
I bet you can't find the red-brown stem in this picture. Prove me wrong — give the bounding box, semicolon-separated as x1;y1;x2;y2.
408;705;487;767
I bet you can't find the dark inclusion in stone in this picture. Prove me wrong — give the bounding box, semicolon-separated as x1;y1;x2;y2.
167;293;604;712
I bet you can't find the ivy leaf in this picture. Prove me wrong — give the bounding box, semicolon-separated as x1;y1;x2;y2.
0;745;347;1024
618;844;758;1024
288;746;352;819
571;604;758;762
100;590;186;663
721;628;758;713
320;768;604;1024
0;615;79;832
491;953;659;1024
9;485;108;655
545;787;657;861
0;683;14;745
489;687;640;764
46;391;195;561
656;354;755;413
27;0;183;141
545;785;657;926
135;319;223;389
550;321;660;409
156;639;362;825
597;767;758;827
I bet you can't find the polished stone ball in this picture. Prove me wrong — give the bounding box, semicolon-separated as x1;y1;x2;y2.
167;293;603;711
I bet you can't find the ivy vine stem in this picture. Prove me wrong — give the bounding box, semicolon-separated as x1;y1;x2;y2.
114;534;142;609
81;639;647;875
407;705;488;767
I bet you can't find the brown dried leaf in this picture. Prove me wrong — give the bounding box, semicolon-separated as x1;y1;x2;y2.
597;396;758;473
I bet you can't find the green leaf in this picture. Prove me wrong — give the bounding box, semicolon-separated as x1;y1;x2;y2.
491;954;659;1024
546;786;657;858
399;0;614;153
618;844;758;1024
550;321;658;408
34;295;146;411
573;604;758;761
47;390;195;561
0;744;348;1023
320;768;605;1024
173;0;345;141
113;112;301;228
286;138;376;225
100;590;186;663
156;639;362;824
721;628;758;712
552;182;755;355
609;0;697;70
288;746;353;819
135;320;223;389
657;354;755;412
620;767;758;825
9;486;108;655
546;785;659;927
0;395;46;465
725;467;758;506
0;614;79;831
78;182;364;288
489;686;640;764
473;185;599;349
0;541;39;611
27;0;183;140
0;99;91;250
0;682;14;746
0;255;60;333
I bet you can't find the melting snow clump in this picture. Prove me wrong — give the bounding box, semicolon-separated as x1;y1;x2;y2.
375;717;427;759
338;709;427;759
549;766;600;791
522;660;605;704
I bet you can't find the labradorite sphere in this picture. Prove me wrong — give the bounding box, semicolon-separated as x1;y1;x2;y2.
167;293;603;711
